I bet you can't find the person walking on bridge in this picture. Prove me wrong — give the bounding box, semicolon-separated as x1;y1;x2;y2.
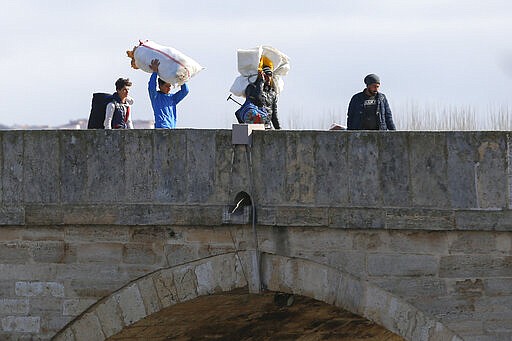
245;66;281;130
347;74;396;130
104;78;134;129
148;59;190;129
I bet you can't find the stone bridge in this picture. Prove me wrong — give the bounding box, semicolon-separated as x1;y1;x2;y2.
0;129;511;341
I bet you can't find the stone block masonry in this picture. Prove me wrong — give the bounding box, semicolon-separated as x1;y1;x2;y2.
0;129;510;341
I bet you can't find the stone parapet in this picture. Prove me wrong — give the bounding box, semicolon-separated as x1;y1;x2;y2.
0;130;510;213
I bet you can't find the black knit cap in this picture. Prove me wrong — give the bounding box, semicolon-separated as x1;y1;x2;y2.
364;74;380;85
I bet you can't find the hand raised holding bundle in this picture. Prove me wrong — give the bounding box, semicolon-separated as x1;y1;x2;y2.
127;40;204;86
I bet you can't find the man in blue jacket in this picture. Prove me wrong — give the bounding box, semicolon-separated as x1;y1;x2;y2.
148;59;189;129
347;74;396;130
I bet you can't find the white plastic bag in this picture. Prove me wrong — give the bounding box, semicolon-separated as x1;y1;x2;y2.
230;46;290;97
237;47;262;76
261;46;290;78
230;75;262;97
127;40;204;86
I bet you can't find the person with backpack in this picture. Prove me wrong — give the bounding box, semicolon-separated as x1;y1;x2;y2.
104;78;134;129
148;59;189;129
244;66;281;130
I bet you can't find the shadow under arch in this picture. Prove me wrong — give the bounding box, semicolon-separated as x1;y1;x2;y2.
52;252;462;341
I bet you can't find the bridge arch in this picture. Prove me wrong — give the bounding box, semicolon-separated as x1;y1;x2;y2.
52;252;462;341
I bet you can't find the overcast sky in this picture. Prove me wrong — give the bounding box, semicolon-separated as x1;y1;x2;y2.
1;0;511;129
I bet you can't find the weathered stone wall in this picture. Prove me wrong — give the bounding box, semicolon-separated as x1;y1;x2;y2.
2;130;510;227
0;129;511;341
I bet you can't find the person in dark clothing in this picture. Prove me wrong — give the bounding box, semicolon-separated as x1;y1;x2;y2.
347;74;396;130
245;66;281;130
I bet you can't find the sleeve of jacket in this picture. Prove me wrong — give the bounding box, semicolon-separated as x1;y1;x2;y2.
148;72;158;101
126;97;134;129
245;77;265;107
126;109;134;129
347;95;356;130
271;95;280;129
173;83;189;105
104;102;115;130
382;95;396;130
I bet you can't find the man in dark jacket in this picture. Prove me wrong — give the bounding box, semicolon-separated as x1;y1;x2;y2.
245;66;281;129
347;74;396;130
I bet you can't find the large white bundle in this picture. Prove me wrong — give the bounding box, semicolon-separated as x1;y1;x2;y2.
237;47;262;76
230;46;290;97
261;46;291;77
127;40;204;86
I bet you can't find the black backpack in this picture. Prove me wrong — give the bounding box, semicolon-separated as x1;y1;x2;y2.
87;93;114;129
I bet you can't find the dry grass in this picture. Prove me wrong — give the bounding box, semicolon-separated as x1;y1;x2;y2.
394;101;478;131
283;102;512;131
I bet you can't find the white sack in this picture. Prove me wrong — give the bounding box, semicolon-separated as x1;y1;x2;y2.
273;76;285;94
129;40;204;86
230;75;257;97
230;45;290;98
261;46;290;77
237;47;262;76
